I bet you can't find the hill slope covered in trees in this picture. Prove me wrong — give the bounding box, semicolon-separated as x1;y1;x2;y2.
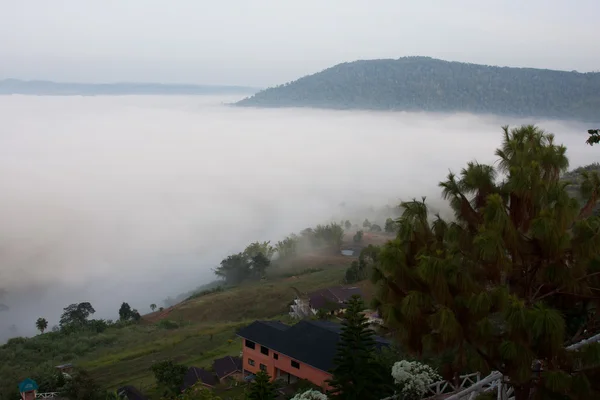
236;57;600;121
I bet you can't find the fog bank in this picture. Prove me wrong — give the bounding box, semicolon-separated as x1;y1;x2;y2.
0;95;595;339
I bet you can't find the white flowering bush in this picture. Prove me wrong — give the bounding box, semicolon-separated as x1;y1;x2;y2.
391;360;441;400
290;389;328;400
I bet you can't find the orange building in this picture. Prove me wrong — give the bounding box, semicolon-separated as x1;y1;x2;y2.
237;319;389;390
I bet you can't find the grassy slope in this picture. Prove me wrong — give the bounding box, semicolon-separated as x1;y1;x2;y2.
86;261;351;391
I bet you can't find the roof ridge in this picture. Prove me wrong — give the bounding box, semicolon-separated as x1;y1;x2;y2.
326;287;341;302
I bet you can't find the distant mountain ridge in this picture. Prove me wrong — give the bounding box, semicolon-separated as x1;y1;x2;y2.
0;79;259;96
236;56;600;122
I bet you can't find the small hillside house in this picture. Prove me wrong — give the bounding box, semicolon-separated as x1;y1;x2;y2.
213;355;243;381
289;286;363;319
181;367;218;391
237;319;389;389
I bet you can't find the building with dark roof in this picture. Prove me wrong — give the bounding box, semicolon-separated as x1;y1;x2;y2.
213;355;243;380
290;286;364;319
237;319;389;389
308;286;362;310
181;367;218;391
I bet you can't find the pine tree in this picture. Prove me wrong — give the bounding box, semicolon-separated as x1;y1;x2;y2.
247;370;277;400
372;125;600;400
327;295;390;400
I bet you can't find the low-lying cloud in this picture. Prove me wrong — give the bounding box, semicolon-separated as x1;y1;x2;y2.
0;94;595;338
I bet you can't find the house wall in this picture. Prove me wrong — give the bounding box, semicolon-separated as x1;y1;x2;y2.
241;339;332;390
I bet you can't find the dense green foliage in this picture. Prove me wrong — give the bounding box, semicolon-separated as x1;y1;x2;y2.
586;129;600;146
214;224;344;284
60;302;96;328
151;360;188;395
327;295;391;400
236;57;600;122
247;370;277;400
372;125;600;399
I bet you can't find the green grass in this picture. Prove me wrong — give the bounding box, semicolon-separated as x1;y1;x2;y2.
0;253;354;398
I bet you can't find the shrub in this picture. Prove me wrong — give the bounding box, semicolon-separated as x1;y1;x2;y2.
391;360;441;400
291;389;328;400
156;319;179;330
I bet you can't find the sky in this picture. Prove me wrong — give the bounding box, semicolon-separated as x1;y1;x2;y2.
0;0;599;86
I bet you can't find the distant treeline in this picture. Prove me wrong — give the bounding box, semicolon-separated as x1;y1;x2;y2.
0;79;259;96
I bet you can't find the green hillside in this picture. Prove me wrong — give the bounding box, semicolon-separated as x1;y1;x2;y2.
236;56;600;122
0;225;387;399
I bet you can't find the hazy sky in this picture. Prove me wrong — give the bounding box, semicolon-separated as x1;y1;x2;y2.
1;0;599;86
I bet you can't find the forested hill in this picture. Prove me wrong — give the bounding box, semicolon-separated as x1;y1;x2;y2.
235;57;600;121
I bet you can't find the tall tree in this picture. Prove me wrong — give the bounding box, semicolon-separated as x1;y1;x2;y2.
275;234;298;260
372;125;600;400
214;253;251;284
59;302;95;327
327;295;390;400
314;223;345;252
118;302;133;321
35;317;48;334
244;241;275;259
251;252;271;278
150;303;157;312
246;370;277;400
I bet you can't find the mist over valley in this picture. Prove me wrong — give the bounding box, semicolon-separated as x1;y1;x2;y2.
0;94;595;341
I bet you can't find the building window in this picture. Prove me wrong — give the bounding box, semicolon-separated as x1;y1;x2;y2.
291;360;300;369
245;340;255;349
273;353;279;360
248;358;255;366
260;345;269;355
260;363;267;371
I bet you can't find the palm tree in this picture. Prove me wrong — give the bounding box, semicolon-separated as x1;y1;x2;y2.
36;317;48;334
372;125;600;400
150;303;157;312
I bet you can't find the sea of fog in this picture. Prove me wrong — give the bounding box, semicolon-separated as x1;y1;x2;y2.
0;94;595;339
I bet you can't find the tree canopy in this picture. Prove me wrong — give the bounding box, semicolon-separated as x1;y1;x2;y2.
586;129;600;146
35;318;48;334
372;125;600;399
247;370;277;400
59;302;96;327
237;57;600;122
